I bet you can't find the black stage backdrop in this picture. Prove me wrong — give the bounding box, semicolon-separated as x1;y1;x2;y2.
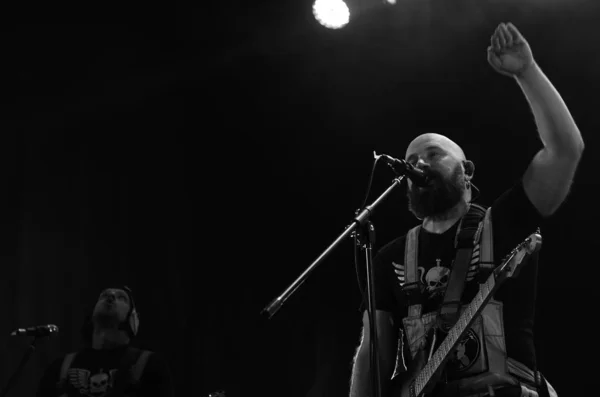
4;1;600;396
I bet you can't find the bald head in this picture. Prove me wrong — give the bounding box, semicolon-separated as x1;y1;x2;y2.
405;133;466;163
404;133;473;221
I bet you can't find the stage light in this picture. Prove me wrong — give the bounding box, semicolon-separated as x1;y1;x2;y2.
312;0;351;29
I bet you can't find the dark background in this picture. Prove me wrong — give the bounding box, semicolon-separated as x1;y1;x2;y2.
3;0;598;396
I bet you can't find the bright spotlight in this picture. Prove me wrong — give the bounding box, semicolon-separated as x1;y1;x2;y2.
313;0;350;29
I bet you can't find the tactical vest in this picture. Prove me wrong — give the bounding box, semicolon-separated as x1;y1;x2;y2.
395;206;557;397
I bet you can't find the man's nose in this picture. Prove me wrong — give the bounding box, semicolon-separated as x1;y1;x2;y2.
415;158;429;170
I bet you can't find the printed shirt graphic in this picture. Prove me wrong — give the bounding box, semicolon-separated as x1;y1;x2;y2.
59;347;140;397
394;221;484;316
36;345;174;397
362;180;544;374
392;242;481;299
66;367;119;397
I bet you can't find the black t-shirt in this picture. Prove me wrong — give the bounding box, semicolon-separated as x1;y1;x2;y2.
361;179;543;372
36;345;173;397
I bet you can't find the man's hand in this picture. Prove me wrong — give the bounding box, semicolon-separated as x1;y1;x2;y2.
487;22;535;78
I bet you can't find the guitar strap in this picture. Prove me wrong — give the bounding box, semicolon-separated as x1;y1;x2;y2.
437;204;487;330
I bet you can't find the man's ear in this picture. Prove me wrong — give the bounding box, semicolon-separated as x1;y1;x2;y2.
463;160;475;179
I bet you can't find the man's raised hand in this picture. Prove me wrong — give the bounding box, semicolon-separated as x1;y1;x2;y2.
487;22;535;78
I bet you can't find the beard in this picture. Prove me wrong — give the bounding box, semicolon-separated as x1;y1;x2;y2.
407;164;466;220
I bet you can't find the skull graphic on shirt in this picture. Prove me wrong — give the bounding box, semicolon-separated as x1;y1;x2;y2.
67;368;118;397
424;259;450;297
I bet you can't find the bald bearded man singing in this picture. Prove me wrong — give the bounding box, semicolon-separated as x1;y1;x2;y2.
349;23;583;397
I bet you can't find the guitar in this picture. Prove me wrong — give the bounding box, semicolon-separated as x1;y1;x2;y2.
391;231;542;397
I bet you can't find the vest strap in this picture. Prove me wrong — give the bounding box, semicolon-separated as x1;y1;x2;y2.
404;225;422;318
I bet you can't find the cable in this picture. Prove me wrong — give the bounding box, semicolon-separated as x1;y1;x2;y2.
470;182;481;203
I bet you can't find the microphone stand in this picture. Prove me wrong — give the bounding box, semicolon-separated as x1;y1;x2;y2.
355;218;383;397
0;336;40;397
262;174;407;397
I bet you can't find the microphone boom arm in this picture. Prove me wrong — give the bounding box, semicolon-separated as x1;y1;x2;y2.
261;175;406;319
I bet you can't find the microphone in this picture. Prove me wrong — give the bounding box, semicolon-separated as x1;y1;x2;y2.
10;324;59;337
374;152;430;187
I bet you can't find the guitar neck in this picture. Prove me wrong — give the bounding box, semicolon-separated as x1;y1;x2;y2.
414;273;499;395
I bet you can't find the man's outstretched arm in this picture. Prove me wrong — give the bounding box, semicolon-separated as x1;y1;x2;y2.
488;22;584;217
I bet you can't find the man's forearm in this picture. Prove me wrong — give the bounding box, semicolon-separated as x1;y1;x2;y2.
515;63;584;156
350;349;393;397
350;350;371;397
